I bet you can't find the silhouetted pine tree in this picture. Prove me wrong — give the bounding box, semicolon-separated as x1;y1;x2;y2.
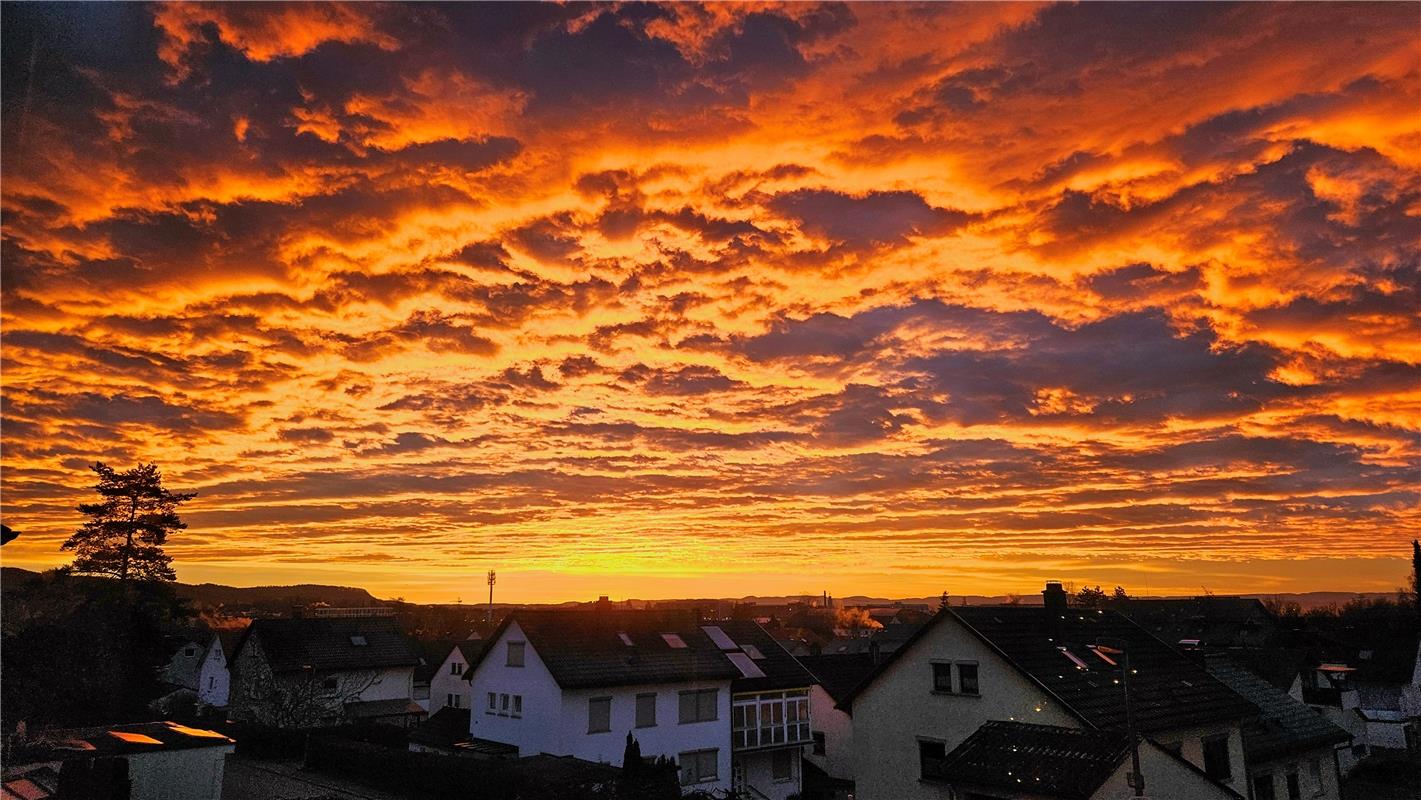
62;463;195;582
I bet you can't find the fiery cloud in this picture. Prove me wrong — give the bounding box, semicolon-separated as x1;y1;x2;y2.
3;2;1419;601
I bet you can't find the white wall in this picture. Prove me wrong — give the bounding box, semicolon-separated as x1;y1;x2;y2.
1149;721;1247;790
468;621;733;794
738;747;804;800
1247;747;1342;800
357;667;415;702
431;645;472;711
850;615;1080;800
1090;741;1240;800
128;745;234;800
805;684;854;780
196;636;230;708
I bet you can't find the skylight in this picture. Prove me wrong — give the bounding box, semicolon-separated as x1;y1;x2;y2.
350;635;368;646
618;632;634;646
701;625;738;650
743;644;766;660
727;652;766;679
661;633;687;648
1058;646;1088;669
1088;645;1118;666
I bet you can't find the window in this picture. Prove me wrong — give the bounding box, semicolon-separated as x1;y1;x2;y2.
1286;770;1300;800
487;692;496;712
678;749;718;785
1307;760;1323;795
588;697;612;733
932;662;953;692
662;633;687;648
208;676;216;689
1058;646;1089;669
450;693;462;709
414;684;430;700
771;748;793;782
349;635;367;646
958;663;980;695
1253;775;1276;800
512;695;522;718
450;661;463;675
1202;735;1231;781
679;689;718;723
636;693;657;728
812;731;826;755
184;647;196;657
918;739;946;779
500;693;510;715
507;641;525;667
619;632;634;646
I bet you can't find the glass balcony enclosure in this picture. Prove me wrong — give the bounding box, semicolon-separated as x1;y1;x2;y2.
732;689;810;751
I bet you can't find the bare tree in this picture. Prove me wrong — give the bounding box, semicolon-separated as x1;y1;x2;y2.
235;664;380;728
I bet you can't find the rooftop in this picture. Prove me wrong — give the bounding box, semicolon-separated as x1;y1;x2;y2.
1206;655;1351;762
797;653;877;704
469;610;741;690
234;616;420;674
926;721;1129;799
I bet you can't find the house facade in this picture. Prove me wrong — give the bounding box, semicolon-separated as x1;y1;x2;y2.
799;652;876;790
467;611;812;797
841;583;1257;800
228;616;424;728
195;630;239;709
468;613;738;794
433;641;475;712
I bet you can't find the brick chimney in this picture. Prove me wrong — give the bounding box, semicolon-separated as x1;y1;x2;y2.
1042;581;1068;615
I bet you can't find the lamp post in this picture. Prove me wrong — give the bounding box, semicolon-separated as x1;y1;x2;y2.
1096;637;1143;797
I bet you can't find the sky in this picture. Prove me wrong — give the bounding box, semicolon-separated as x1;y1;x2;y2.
2;2;1419;604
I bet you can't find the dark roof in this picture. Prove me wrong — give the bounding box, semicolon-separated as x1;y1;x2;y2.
824;623;923;655
950;606;1256;733
798;653;877;703
234;616;420;673
840;607;1256;733
210;629;243;661
928;721;1129;799
1120;598;1280;649
414;639;461;684
408;707;472;748
1206;655;1351;762
468;610;741;690
706;620;817;693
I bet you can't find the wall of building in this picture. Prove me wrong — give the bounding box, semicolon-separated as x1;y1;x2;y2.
469;621;565;757
1148;721;1247;791
431;645;472;711
738;746;804;800
357;667;415;702
128;745;234;800
805;684;854;781
161;642;204;691
1247;746;1342;800
1089;741;1240;800
849;616;1079;800
196;637;229;708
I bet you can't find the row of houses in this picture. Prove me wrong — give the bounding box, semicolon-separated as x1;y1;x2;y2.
158;583;1418;799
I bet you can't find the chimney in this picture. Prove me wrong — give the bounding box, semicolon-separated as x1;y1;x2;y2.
1042;582;1068;615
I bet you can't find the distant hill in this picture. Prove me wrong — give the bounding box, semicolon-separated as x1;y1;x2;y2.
1;567;378;611
725;591;1398;612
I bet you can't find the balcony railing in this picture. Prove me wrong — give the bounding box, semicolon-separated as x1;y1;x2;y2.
732;689;810;751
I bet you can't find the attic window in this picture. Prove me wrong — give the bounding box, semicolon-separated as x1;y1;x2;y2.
1058;647;1089;670
618;633;634;646
350;635;368;646
662;634;687;649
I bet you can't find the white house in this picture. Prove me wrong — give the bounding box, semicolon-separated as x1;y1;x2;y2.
195;630;241;709
1206;654;1349;800
799;652;876;794
435;641;477;712
229;616;425;728
711;619;817;800
467;611;739;794
840;582;1258;800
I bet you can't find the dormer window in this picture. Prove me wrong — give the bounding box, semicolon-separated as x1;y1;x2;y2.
662;634;687;649
350;635;368;646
